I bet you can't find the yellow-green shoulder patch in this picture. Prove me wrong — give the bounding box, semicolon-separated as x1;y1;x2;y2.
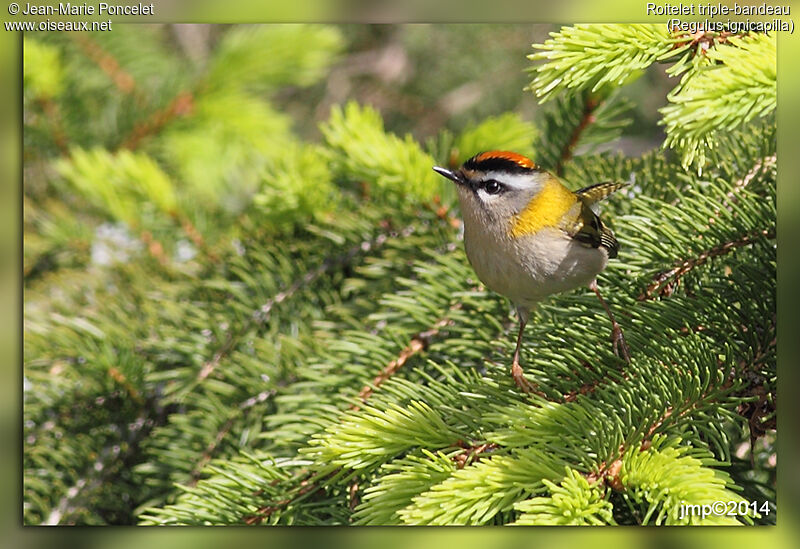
510;180;576;237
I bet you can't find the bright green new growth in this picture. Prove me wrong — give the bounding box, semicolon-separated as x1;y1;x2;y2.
252;144;339;231
206;25;345;92
352;450;459;525
321;102;442;202
512;468;615;526
529;24;777;172
453;113;539;164
56;148;178;224
661;33;776;170
306;400;464;471
24;25;775;526
23;37;64;98
619;437;751;525
528;24;674;101
156;90;295;207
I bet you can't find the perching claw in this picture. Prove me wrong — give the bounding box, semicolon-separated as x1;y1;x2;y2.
590;279;631;363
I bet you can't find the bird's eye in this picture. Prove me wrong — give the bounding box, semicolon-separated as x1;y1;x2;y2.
483;180;503;195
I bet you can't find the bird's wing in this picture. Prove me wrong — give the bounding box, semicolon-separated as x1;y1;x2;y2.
574;181;628;205
561;200;620;259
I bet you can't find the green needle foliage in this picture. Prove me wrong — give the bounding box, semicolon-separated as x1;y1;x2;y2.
660;33;776;170
528;24;674;101
512;468;615;526
529;24;776;172
24;24;775;526
321;102;442;202
55;148;178;224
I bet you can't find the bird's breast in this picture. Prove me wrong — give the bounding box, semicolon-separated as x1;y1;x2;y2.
464;223;607;308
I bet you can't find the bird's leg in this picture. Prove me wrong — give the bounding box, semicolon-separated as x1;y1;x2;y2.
511;306;538;394
590;279;631;363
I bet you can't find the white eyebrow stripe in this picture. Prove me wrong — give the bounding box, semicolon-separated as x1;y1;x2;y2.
484;171;545;192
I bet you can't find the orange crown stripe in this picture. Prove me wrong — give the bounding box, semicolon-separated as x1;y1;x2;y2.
474;151;538;170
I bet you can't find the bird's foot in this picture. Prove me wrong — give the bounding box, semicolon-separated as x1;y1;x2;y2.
511;360;544;396
611;323;631;363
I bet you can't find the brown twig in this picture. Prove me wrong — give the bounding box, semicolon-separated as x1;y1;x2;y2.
243;469;336;525
586;406;678;491
555;96;599;177
352;303;462;409
176;212;217;262
670;25;736;56
139;230;169;266
638;228;775;301
586;453;626;491
586;370;738;490
72;28;196;151
72;34;140;98
107;365;144;406
36;97;69;155
563;379;602;403
655;154;776;295
120;90;194;150
452;442;498;469
585;313;775;488
348;482;360;511
187;389;276;486
428;195;462;230
724;155;776;206
734;318;777;466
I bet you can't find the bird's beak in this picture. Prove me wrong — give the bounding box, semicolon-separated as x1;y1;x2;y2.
433;166;464;186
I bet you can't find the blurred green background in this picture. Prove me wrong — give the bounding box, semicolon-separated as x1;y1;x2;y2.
4;0;798;546
18;21;673;271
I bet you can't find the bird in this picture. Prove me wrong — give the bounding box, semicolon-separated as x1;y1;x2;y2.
433;150;629;394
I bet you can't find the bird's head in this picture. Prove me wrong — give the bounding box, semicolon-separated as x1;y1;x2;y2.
433;151;553;225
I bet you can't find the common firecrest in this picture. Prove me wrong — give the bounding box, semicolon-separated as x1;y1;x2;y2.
433;150;629;394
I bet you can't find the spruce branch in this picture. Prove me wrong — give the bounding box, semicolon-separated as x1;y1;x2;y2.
55;147;178;224
398;447;566;525
722;154;776;210
120;90;194;150
170;214;421;402
34;97;69;155
352;450;460;525
72;34;142;100
534;90;632;174
530;25;776;172
555;94;599;176
528;24;674;102
353;303;462;407
321;102;442;202
661;33;776;171
638;227;775;300
39;401;167;525
586;371;734;494
243;472;330;525
512;468;616;525
616;436;751;525
25;25;776;526
305;400;467;471
187;389;276;486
